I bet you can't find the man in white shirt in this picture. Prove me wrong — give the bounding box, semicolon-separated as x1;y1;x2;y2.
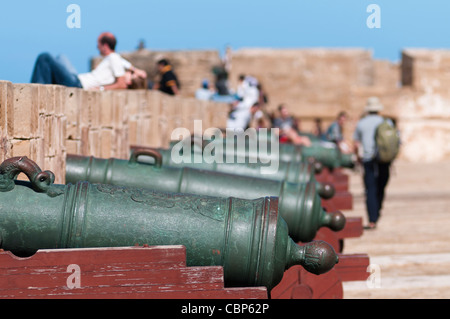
31;32;146;91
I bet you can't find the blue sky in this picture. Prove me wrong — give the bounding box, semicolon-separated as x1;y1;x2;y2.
1;0;449;83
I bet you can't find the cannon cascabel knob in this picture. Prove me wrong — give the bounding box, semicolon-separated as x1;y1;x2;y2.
322;210;346;232
287;240;338;275
317;182;335;199
312;160;323;174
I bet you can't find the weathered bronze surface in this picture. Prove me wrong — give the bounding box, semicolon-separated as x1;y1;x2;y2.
300;142;355;170
66;152;346;242
180;136;355;169
0;156;339;290
130;145;335;199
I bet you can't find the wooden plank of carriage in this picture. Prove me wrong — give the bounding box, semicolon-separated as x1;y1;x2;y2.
0;245;268;299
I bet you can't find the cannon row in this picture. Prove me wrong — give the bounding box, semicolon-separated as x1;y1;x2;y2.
0;134;369;298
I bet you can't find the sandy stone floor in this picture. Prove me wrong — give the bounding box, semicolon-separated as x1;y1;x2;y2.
339;160;450;299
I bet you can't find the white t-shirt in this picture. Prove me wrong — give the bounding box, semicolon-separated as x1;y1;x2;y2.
78;52;131;89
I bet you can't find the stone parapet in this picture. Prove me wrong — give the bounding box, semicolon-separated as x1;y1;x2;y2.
0;81;229;183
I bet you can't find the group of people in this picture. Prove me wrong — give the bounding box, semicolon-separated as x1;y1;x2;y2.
226;74;266;130
30;32;180;96
194;73;271;131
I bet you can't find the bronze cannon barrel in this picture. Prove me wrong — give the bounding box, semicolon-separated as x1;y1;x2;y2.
65;151;346;243
183;136;355;170
130;145;334;199
0;156;338;290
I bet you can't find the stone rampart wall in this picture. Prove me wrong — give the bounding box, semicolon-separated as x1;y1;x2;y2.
0;81;228;183
3;47;450;173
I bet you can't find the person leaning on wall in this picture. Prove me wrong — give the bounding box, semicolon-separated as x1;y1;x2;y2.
30;32;147;91
325;110;352;154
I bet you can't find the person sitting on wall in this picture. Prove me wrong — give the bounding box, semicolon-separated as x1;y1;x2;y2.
30;32;147;91
325;111;352;153
248;102;272;130
152;59;180;96
226;75;260;130
272;104;311;146
195;79;215;100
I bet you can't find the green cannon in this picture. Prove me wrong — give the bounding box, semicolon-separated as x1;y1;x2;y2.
0;156;338;290
130;145;334;199
300;141;355;170
65;151;345;243
183;135;355;170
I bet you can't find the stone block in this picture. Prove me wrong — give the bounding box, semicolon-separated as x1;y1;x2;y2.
54;85;66;116
88;129;100;157
99;128;113;158
99;90;114;128
0;137;11;163
80;90;101;128
30;137;45;168
43;85;56;116
12;84;39;139
66;139;81;156
127;119;138;146
80;126;90;156
113;127;129;159
64;87;82;140
10;138;31;157
112;90;127;128
0;80;14;139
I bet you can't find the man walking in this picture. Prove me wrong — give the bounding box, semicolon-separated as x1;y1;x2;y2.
353;97;392;230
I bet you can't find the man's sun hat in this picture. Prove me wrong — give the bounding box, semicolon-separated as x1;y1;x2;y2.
365;96;384;112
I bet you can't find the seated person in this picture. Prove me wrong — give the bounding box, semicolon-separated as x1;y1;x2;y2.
325;111;352;153
30;32;146;91
279;125;312;146
272;104;311;146
248;102;272;130
272;104;296;130
195;79;214;100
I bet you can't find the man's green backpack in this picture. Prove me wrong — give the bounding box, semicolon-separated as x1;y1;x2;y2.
375;119;400;163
